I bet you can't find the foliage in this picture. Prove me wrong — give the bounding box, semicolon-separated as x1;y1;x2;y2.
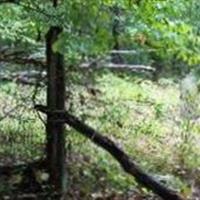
125;0;200;66
1;0;200;67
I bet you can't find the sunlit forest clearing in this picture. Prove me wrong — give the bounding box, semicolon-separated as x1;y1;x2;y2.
0;0;200;200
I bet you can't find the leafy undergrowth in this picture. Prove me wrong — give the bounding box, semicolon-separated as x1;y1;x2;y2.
0;72;200;199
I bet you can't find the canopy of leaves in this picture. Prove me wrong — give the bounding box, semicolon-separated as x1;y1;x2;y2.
0;0;200;66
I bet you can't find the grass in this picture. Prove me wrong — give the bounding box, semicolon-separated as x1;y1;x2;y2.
0;71;200;199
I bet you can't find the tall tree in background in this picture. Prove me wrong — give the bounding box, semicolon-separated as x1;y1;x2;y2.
111;5;123;64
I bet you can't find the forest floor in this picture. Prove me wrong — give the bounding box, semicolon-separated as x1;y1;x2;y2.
0;71;200;199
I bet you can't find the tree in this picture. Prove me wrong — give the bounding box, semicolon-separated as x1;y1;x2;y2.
46;13;66;197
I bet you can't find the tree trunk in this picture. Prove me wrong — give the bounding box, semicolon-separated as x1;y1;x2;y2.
45;25;66;193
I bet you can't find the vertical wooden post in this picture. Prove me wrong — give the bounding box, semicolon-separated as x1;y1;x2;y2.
45;0;66;194
46;26;66;192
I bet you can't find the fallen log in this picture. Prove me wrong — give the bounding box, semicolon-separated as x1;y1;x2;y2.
80;62;155;72
35;105;185;200
110;49;156;54
0;56;46;68
0;71;46;86
0;49;154;72
0;48;46;67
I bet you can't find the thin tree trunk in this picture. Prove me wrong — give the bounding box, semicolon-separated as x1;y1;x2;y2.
45;11;66;193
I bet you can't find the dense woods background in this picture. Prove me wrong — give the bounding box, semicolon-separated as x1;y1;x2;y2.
0;0;200;199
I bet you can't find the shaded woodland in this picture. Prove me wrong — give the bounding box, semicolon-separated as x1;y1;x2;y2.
0;0;200;199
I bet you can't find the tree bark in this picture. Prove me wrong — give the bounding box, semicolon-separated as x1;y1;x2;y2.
35;105;185;200
45;25;66;193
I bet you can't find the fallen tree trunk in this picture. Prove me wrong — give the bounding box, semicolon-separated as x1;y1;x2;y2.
0;48;154;72
0;55;46;68
0;71;46;86
80;62;155;72
35;105;184;200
